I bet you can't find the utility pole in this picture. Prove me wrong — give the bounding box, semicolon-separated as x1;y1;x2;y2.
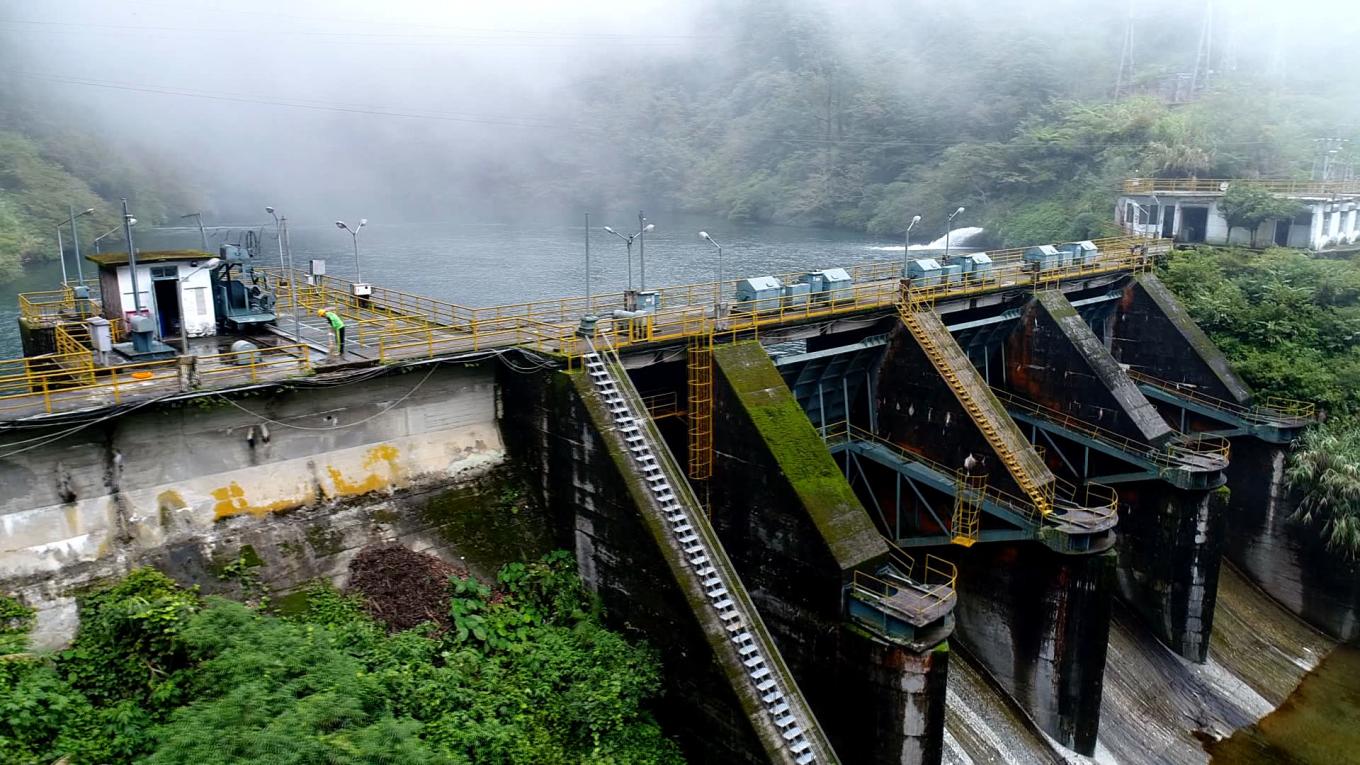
282;216;301;343
584;211;591;308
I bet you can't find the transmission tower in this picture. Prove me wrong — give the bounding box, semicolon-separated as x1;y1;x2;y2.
1113;2;1136;101
1189;0;1214;96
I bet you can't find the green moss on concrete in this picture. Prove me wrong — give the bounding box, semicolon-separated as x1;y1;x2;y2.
714;341;886;570
304;526;346;558
415;466;553;577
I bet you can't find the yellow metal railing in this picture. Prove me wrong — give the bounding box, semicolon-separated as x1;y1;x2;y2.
897;304;1054;515
849;542;957;624
952;472;985;546
1123;178;1360;196
687;335;715;480
193;344;312;387
1127;369;1316;425
639;390;685;420
18;284;103;325
991;388;1230;471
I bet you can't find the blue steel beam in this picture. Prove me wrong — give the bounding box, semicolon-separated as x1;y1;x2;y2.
827;439;1040;533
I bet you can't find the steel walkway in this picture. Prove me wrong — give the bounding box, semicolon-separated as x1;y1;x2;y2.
1127;370;1314;444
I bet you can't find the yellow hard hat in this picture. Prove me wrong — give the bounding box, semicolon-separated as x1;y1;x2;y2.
317;309;327;317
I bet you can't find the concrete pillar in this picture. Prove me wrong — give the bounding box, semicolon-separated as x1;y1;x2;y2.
1223;438;1360;641
1346;207;1358;243
1328;206;1342;245
949;543;1114;755
1310;204;1326;249
1109;482;1227;661
710;342;950;764
835;628;949;765
1172;202;1183;240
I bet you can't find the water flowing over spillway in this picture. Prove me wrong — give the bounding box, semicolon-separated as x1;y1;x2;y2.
947;564;1332;765
865;226;987;252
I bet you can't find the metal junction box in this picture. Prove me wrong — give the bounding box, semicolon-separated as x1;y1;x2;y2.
906;258;944;286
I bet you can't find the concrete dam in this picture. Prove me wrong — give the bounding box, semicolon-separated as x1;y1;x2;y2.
1;237;1346;764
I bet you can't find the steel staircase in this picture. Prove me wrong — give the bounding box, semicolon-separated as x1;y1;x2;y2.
897;305;1052;515
582;347;836;765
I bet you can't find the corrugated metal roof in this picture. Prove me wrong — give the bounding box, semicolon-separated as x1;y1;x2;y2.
86;249;215;266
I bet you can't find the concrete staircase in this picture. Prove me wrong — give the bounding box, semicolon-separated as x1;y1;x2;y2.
582;348;838;765
897;305;1054;515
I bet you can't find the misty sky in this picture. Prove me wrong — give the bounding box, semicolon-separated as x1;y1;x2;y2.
2;0;1357;224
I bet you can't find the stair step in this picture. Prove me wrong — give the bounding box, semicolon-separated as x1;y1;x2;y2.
770;701;790;716
795;751;815;765
756;677;777;692
689;554;709;566
712;598;734;610
782;726;803;741
750;666;771;681
763;689;785;705
775;714;795;729
738;642;759;656
744;656;765;671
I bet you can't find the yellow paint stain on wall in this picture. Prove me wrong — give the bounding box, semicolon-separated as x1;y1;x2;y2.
210;481;306;520
158;489;187;511
325;444;404;498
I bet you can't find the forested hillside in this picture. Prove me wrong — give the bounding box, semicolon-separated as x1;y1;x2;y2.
560;1;1357;246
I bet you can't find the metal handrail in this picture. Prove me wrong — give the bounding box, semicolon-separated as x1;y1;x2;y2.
992;388;1228;469
1123;177;1360;195
1127;369;1315;424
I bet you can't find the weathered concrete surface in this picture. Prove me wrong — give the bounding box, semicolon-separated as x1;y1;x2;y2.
876;314;1054;500
1008;291;1172;445
711;341;947;764
1096;564;1333;765
499;364;776;764
1111;483;1227;663
1224;439;1360;641
1109;274;1251;403
0;363;508;648
946;543;1114;756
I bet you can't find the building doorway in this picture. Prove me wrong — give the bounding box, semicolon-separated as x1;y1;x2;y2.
151;267;182;340
1275;219;1291;247
1180;207;1208;243
1162;206;1175;238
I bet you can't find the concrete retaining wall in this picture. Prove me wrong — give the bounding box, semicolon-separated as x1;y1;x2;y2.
0;363;509;647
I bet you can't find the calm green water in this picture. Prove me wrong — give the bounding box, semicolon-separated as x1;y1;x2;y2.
1209;644;1360;765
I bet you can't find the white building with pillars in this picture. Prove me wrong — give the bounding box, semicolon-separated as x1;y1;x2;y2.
1117;178;1360;250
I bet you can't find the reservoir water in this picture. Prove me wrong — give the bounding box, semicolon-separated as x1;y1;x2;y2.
0;214;975;358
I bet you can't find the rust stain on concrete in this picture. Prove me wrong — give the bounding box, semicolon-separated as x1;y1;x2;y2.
211;481;304;520
325;444;404;497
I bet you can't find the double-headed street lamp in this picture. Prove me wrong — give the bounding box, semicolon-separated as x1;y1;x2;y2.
943;206;966;263
903;214;922;275
56;206;96;285
93;221;131;254
335;218;368;282
699;231;724;314
180;212;208;251
603;220;654;293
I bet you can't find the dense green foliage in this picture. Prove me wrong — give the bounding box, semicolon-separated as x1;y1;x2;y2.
0;555;682;764
1160;247;1360;557
1286;427;1360;559
1160;247;1360;415
572;1;1359;247
1218;185;1303;248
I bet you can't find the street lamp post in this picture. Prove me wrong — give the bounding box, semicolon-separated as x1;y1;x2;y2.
175;257;221;351
180;212;208;251
638;211;648;291
943;206;966;264
603;221;655;294
699;231;724;315
93;222;130;254
903;214;922;276
335;218;368;282
121;198;144;314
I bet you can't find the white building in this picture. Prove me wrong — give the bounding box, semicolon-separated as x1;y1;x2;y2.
1117;179;1360;250
89;250;219;340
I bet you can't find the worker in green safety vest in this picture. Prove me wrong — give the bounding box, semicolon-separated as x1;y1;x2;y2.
318;309;345;355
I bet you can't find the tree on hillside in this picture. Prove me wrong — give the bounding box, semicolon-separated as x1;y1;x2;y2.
1219;183;1302;247
1288;426;1360;560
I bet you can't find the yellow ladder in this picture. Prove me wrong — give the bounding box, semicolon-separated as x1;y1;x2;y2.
897;305;1052;516
687;334;715;481
952;471;985;546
